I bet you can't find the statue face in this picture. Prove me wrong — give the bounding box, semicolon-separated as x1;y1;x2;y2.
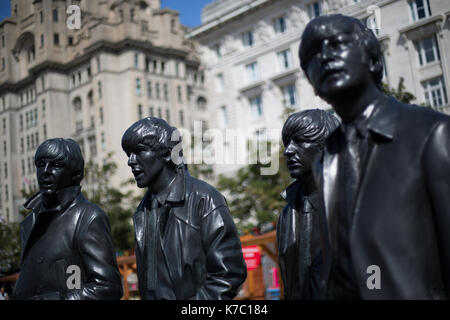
36;158;76;197
304;25;372;103
284;136;321;179
125;143;165;189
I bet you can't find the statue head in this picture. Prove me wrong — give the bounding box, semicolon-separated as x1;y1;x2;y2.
299;14;383;108
282;109;339;179
121;117;182;189
35;138;84;197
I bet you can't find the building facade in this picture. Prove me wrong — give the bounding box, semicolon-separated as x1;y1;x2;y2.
0;0;209;223
187;0;450;176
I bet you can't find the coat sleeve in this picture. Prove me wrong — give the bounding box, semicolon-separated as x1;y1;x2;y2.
194;203;247;300
423;118;450;295
65;207;123;300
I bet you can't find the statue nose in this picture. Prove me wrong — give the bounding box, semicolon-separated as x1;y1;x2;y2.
128;153;137;166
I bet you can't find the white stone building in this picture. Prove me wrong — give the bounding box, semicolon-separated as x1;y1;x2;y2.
0;0;209;222
187;0;450;176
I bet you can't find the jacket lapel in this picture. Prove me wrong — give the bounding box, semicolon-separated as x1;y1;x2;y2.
134;191;149;259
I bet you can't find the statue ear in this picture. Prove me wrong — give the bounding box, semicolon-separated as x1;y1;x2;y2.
72;170;82;185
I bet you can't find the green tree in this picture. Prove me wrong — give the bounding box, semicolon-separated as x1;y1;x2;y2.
82;153;138;253
216;107;296;234
382;77;417;105
0;222;21;274
217;144;291;234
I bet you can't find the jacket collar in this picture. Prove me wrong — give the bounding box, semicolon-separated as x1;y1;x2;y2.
141;166;186;209
365;96;399;141
281;180;318;211
24;185;82;213
335;95;399;143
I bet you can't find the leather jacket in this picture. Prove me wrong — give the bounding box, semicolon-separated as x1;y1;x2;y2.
313;98;450;299
13;186;123;300
133;168;247;299
277;180;322;299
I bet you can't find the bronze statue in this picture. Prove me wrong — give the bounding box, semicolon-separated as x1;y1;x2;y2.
13;138;123;300
121;117;246;299
278;109;339;299
300;14;450;299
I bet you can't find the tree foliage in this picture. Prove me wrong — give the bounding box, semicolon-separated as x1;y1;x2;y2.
82;153;139;253
217;107;295;234
0;222;21;274
382;77;417;105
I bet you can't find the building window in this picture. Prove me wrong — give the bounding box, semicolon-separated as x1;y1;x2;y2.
216;74;225;93
165;109;170;123
53;33;60;46
43;124;47;139
42;99;46;118
53;9;58;23
68;36;74;46
156;83;161;100
87;90;93;107
101;132;106;151
179;110;184;126
186;85;193;101
277;49;293;71
3;141;6;156
273;16;286;33
283;84;298;107
134;53;139;69
163;83;169;101
99;107;104;124
147;81;153;98
409;0;432;22
138;104;143;119
197;97;207;111
73;97;82;112
98;81;102;98
415;36;440;66
40;34;44;48
136;78;142;96
250;96;263;119
213;43;221;58
157;107;162;118
4;162;7;179
308;1;322;19
20;114;23;131
130;8;135;22
422;76;448;108
2;57;5;71
175;62;180;77
2;118;5;134
220;105;228;126
161;61;165;74
245;62;259;83
20;138;24;153
242;31;254;48
96;56;101;72
177;86;182;102
149;106;154;117
88;136;97;157
21;159;25;175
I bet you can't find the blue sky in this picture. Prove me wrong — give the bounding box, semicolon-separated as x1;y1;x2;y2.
0;0;215;27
